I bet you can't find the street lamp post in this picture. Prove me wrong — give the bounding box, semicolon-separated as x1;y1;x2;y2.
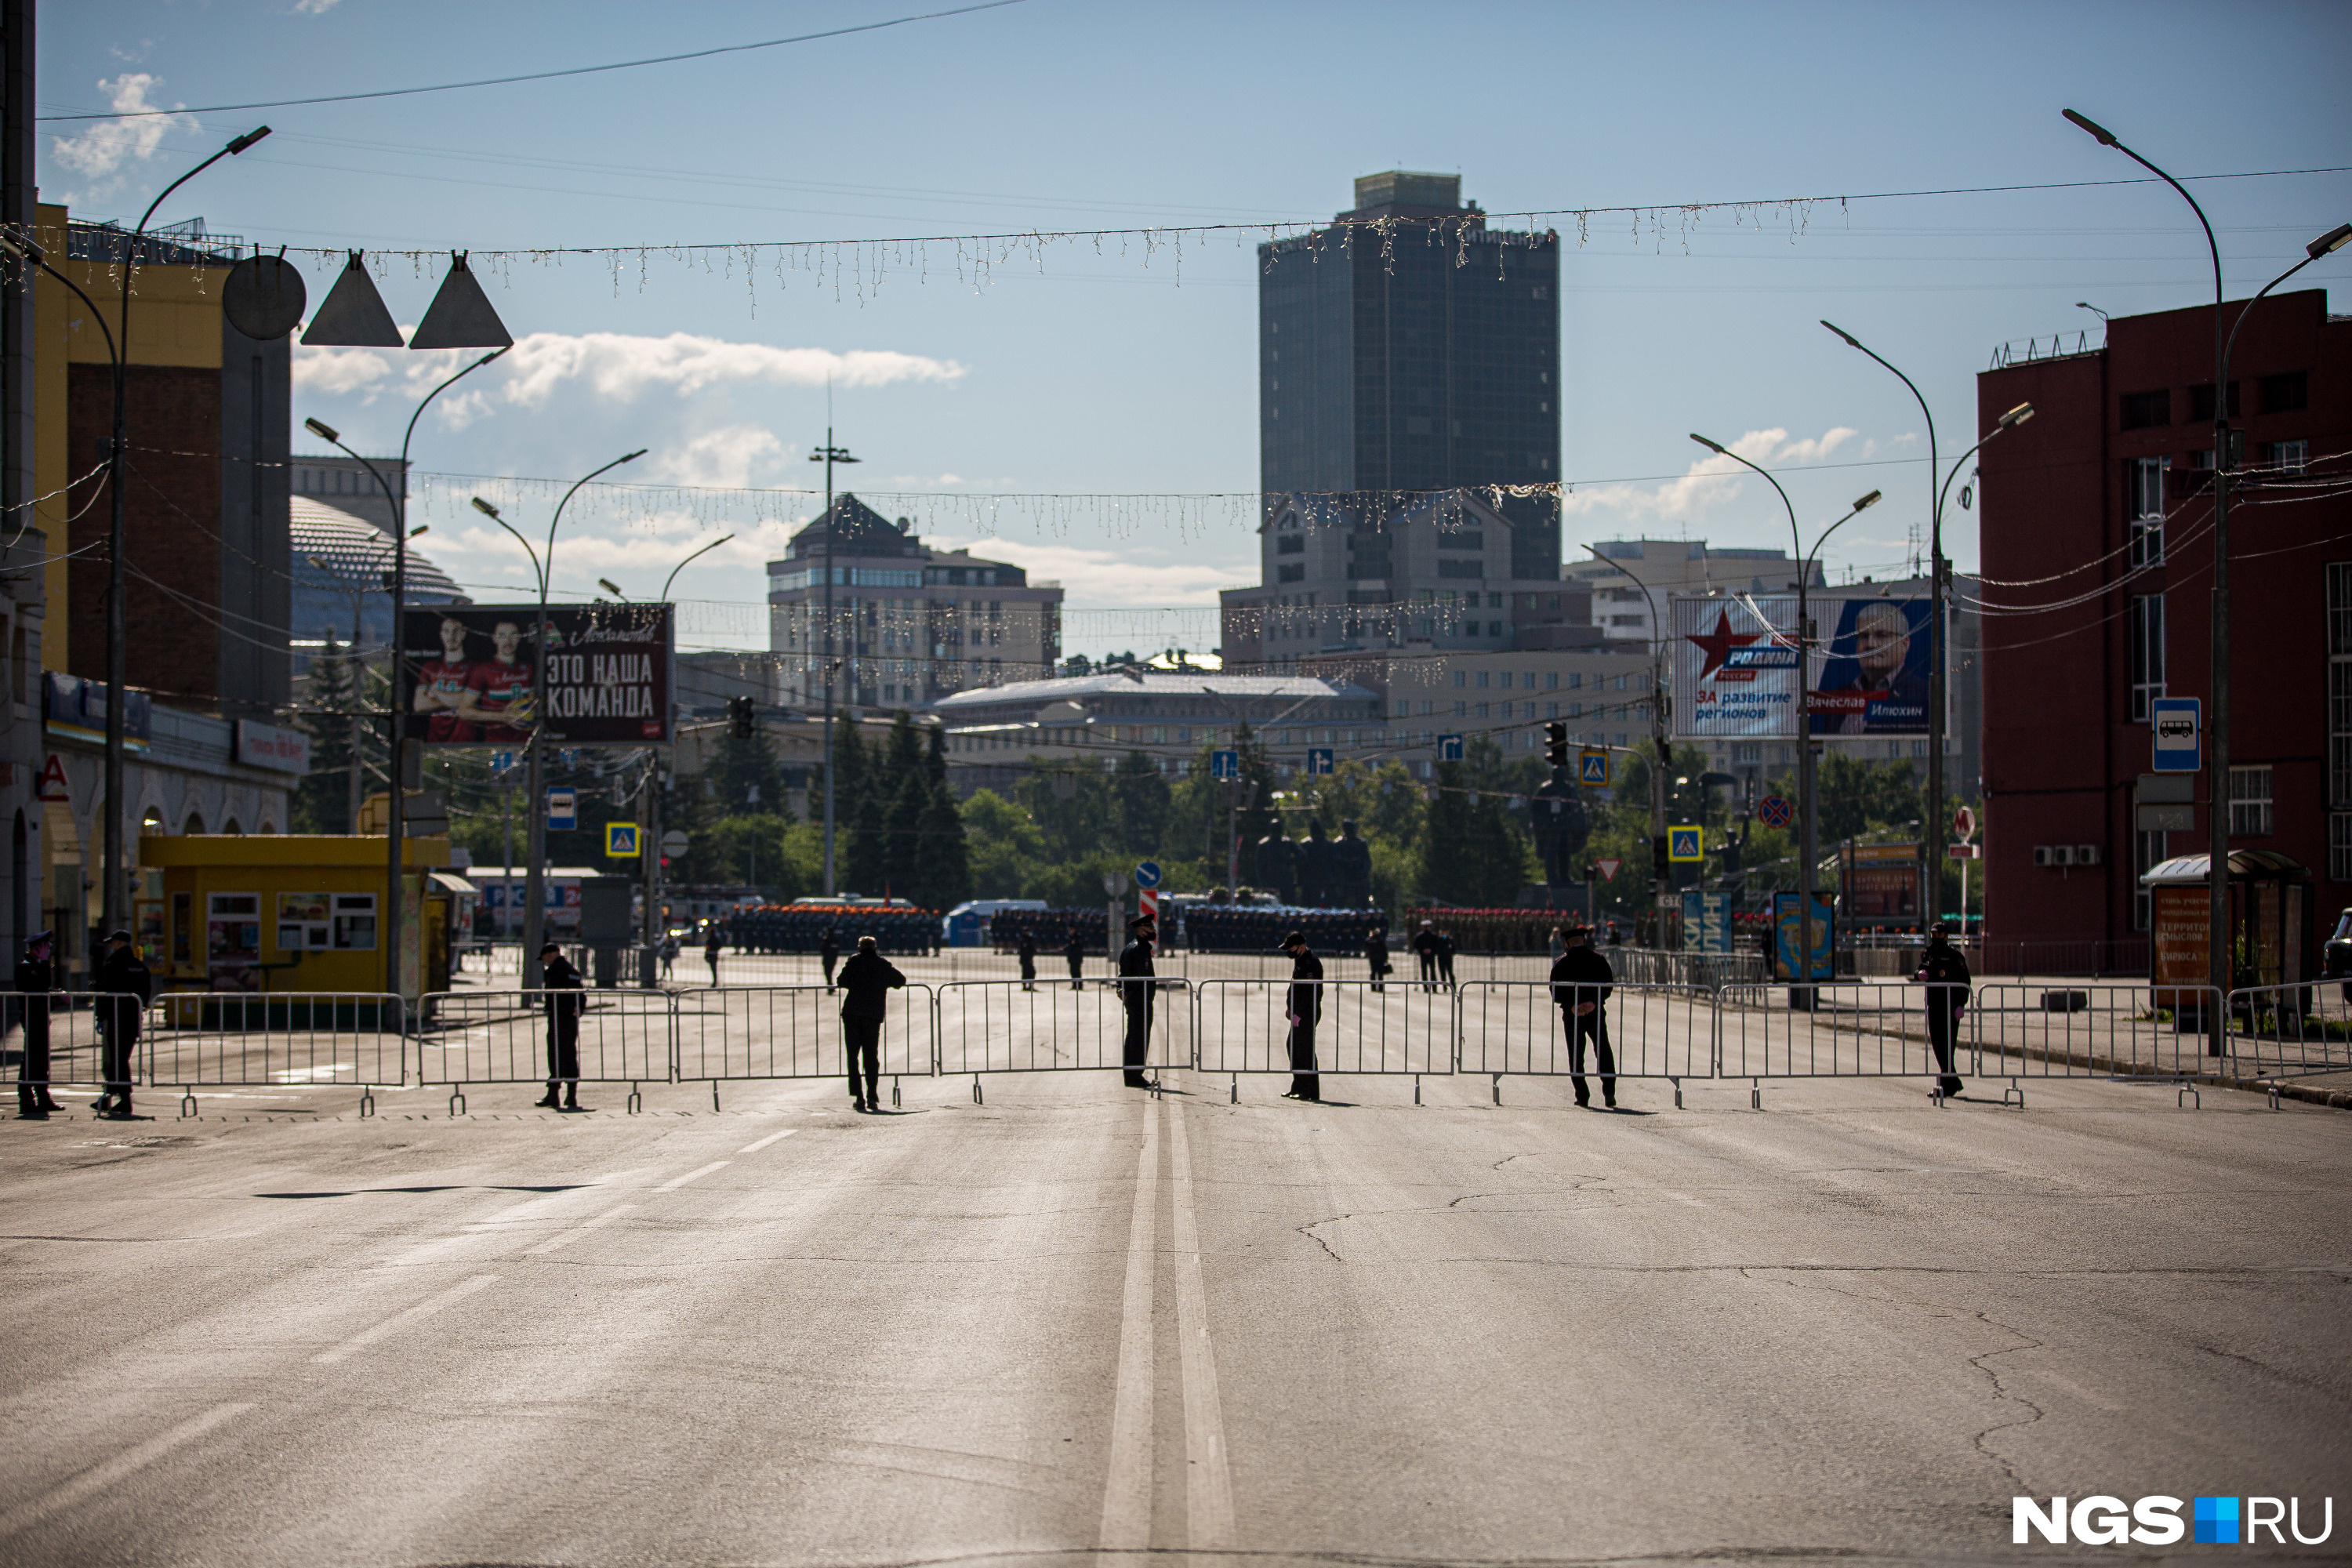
2063;106;2350;1036
808;432;858;895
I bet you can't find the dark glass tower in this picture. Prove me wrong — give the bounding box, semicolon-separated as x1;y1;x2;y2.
1258;172;1560;574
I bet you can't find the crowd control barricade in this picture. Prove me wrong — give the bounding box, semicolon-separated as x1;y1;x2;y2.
143;992;407;1118
1;992;116;1106
934;978;1185;1102
1457;981;1714;1107
1192;977;1450;1102
2227;982;2352;1105
416;989;673;1115
1966;982;2225;1106
1716;982;1971;1107
673;984;933;1109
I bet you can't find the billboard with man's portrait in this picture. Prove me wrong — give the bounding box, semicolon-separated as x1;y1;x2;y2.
400;603;673;747
1805;597;1932;737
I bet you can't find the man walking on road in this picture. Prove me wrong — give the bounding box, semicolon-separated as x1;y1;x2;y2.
93;931;151;1120
16;931;60;1119
1915;921;1970;1099
537;942;587;1112
1436;926;1457;989
1016;929;1037;992
820;925;842;990
1064;927;1087;991
703;924;723;986
1549;924;1617;1109
1117;914;1158;1089
1413;920;1441;993
1281;928;1323;1102
1363;924;1390;993
837;935;906;1112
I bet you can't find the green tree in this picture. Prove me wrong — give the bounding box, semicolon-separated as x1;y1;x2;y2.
961;789;1044;896
1416;739;1537;906
1109;748;1171;856
292;640;362;834
707;720;785;819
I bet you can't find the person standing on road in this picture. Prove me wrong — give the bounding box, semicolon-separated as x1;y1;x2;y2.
837;935;906;1112
1281;929;1323;1102
1549;924;1617;1109
659;931;679;981
1065;927;1087;991
1436;927;1457;990
703;924;723;986
1363;924;1390;993
16;931;60;1119
1118;914;1158;1089
537;942;587;1112
1017;929;1037;992
1412;920;1441;993
1915;921;1970;1099
820;925;842;990
93;931;151;1120
1548;925;1567;964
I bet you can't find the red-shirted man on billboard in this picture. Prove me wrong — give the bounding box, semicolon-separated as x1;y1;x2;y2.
414;614;479;743
463;619;536;744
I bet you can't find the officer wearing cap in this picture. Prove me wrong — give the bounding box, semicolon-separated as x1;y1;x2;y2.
1915;920;1970;1098
1280;929;1323;1102
93;930;150;1120
537;941;587;1111
1117;913;1158;1088
15;930;60;1119
1548;924;1616;1109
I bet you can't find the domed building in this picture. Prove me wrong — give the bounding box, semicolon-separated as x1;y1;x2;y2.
291;495;470;672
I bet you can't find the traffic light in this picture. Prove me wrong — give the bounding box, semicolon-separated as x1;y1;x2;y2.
729;695;757;739
1544;720;1570;770
1651;833;1670;879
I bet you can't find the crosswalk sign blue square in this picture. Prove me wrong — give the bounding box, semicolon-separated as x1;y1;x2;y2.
1668;826;1703;863
606;822;641;858
1578;749;1610;786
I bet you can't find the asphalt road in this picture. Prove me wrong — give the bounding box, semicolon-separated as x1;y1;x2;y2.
1;1064;2346;1567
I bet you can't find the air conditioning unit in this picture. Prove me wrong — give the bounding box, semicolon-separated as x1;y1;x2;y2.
2076;844;2101;866
2033;846;2053;867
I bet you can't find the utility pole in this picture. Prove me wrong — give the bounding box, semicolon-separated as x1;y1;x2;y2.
809;426;858;895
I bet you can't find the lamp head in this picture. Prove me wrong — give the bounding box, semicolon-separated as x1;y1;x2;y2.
1688;433;1727;455
1819;319;1863;349
597;579;624;597
1853;490;1882;511
1998;401;2035;429
2062;108;2118;147
469;496;501;521
303;416;339;444
224;125;272;155
408;524;429;539
2307;222;2352;260
477;345;511;368
621;448;648;463
306;555;329;571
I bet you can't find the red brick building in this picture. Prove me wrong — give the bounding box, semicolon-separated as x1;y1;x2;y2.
1976;289;2347;962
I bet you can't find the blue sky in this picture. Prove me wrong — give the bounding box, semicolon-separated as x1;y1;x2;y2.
40;0;2352;658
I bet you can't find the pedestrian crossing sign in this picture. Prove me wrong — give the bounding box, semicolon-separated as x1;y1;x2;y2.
1577;749;1610;786
1668;826;1703;863
606;822;641;858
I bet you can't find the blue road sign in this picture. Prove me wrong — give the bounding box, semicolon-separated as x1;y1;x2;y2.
1757;794;1795;829
1577;748;1611;786
1210;749;1240;780
1668;826;1704;863
1134;860;1162;889
1305;747;1334;775
490;750;516;774
2151;696;2201;773
545;787;577;831
558;749;579;769
606;822;641;858
1438;734;1465;762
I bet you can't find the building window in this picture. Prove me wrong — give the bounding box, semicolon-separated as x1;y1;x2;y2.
2330;564;2352;811
2120;389;2170;430
2228;765;2272;837
2269;439;2309;475
1546;671;1559;690
2334;815;2352;884
2259;370;2308;415
1453;670;1466;688
2188;381;2241;422
1474;702;1489;718
1278;564;1305;583
2129;456;2168;565
1453;701;1465;717
2129;594;2165;721
1475;672;1489;689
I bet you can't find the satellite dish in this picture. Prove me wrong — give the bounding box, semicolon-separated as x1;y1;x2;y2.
222;252;307;341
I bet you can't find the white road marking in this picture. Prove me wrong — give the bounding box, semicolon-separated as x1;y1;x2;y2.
1165;1102;1236;1549
0;1402;253;1537
654;1160;730;1192
739;1128;799;1153
522;1203;637;1255
1097;1097;1160;1558
311;1274;498;1365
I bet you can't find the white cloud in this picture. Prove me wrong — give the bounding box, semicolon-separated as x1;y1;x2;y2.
289;343;391;397
649;425;790;489
292;0;343;12
49;74;197;184
931;535;1240;607
1564;425;1864;525
495;332;964;406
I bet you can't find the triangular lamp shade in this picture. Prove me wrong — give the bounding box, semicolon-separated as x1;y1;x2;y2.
408;252;514;350
299;252;404;347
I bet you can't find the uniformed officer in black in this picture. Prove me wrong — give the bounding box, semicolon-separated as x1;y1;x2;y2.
16;930;60;1119
1549;924;1617;1109
1064;927;1087;992
93;930;150;1120
1117;914;1157;1088
1363;924;1390;993
1915;920;1970;1098
1016;929;1038;992
1281;929;1323;1102
537;942;587;1111
837;934;906;1112
819;925;842;989
1412;920;1442;992
703;924;724;986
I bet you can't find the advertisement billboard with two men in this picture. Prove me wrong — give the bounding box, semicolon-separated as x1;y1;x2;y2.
1670;592;1938;740
401;603;674;747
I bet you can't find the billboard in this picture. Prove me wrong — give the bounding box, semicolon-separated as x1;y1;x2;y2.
1841;843;1922;926
1671;592;1940;741
401;604;673;748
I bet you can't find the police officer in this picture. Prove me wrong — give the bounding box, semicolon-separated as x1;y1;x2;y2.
837;935;906;1112
1117;913;1158;1089
16;930;60;1119
1016;928;1038;992
93;930;150;1120
537;941;587;1111
1363;924;1390;993
1065;926;1087;992
1915;920;1970;1098
1436;926;1457;989
819;925;842;990
1549;924;1617;1109
1280;929;1323;1102
1412;920;1442;992
703;924;724;986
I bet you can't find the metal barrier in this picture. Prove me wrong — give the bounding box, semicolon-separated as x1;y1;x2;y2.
416;989;673;1114
1610;949;1766;988
1192;978;1451;1102
1717;982;1972;1107
934;978;1184;1101
2;992;117;1110
143;992;406;1118
1457;981;1715;1107
2227;981;2352;1104
1968;983;2224;1106
674;985;934;1108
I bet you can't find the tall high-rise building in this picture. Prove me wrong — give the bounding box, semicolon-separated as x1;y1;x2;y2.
1258;172;1560;500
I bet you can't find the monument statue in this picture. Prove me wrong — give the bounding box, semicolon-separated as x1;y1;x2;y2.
1330;818;1375;908
1253;827;1297;905
1296;819;1333;908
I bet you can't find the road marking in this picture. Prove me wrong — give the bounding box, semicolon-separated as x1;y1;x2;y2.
655;1160;729;1192
521;1203;637;1256
1097;1096;1160;1558
312;1274;498;1365
739;1128;798;1153
1164;1102;1235;1549
0;1402;253;1537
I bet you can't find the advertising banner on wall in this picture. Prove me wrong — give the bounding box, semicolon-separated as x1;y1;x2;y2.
1806;596;1932;738
1841;843;1923;926
1671;592;1942;741
401;604;673;747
